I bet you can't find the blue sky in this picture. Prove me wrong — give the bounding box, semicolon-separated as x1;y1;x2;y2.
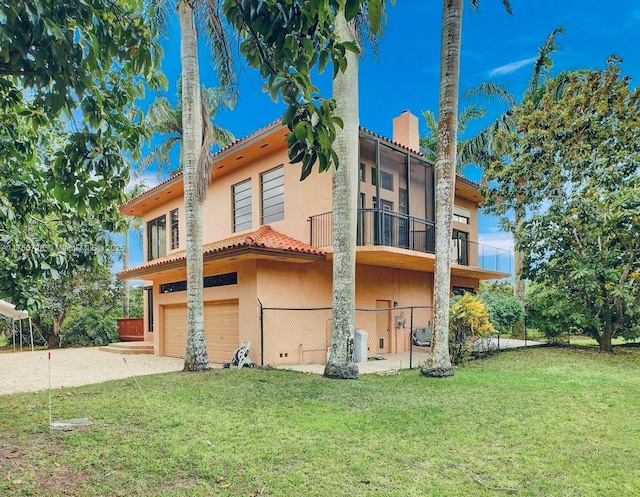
122;0;640;271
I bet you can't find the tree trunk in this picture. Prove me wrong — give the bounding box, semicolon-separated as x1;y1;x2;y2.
513;191;525;304
179;0;209;371
421;0;462;378
123;229;130;319
324;10;359;380
600;308;614;353
48;318;61;348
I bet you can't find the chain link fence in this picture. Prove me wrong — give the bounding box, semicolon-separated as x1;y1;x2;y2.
259;304;434;369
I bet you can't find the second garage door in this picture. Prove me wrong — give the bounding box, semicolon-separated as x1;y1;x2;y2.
162;299;239;363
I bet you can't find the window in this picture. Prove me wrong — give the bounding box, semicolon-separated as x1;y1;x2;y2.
359;163;366;182
453;206;470;224
233;179;252;232
170;209;179;250
145;286;153;332
147;215;166;261
160;272;238;294
261;166;284;224
372;168;394;191
452;229;468;265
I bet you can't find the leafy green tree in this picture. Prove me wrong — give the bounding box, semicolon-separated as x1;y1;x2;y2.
464;27;564;304
61;311;118;348
0;0;164;309
139;84;235;178
32;261;120;348
478;287;523;336
525;283;581;342
421;0;512;379
482;57;640;352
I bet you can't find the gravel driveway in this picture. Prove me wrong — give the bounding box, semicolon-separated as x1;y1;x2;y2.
0;347;185;395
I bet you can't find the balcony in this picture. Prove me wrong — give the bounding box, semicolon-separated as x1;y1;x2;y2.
309;209;510;274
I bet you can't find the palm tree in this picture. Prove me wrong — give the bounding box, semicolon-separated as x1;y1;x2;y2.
421;0;512;378
324;3;389;379
420;105;486;163
156;0;237;371
323;9;360;380
463;27;564;304
139;84;234;178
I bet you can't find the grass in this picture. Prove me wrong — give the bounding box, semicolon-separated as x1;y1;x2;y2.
1;348;640;496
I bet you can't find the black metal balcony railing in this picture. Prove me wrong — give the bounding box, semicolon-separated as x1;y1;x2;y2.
309;209;511;273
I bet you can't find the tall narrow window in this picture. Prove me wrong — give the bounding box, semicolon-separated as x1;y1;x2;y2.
233;179;252;232
144;286;154;332
170;209;179;249
452;229;469;265
261;166;284;224
147;215;166;261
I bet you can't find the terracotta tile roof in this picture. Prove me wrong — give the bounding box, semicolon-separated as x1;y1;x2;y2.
117;226;325;279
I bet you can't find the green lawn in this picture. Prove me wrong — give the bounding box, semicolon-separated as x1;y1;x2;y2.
2;348;639;496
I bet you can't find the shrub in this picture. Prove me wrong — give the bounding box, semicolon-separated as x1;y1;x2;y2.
478;291;523;336
61;311;118;348
449;294;495;364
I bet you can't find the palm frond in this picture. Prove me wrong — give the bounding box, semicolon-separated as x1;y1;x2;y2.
137;136;181;178
195;0;238;106
350;0;391;58
458;104;486;133
469;0;512;14
525;26;564;105
146;95;182;136
465;82;516;107
147;0;174;37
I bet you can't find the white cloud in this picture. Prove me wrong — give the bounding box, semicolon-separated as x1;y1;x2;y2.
479;231;514;253
127;171;160;192
488;56;537;77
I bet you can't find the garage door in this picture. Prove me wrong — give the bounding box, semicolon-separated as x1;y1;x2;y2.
162;300;239;363
204;300;239;363
163;304;187;358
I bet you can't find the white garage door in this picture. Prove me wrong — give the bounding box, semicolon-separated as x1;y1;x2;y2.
162;300;239;363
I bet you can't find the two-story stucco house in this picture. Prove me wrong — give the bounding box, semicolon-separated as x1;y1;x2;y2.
117;111;509;364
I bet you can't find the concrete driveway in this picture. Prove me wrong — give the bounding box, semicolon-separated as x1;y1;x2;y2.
0;347;185;395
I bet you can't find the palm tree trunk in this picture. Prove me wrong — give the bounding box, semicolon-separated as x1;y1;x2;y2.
179;0;209;371
421;0;462;378
324;10;359;379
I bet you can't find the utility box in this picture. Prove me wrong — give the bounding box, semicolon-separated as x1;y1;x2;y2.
353;329;368;363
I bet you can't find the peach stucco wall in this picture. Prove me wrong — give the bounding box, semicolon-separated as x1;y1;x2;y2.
256;259;436;365
201;146;333;246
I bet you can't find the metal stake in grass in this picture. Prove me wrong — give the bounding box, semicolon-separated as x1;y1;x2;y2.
123;357;151;408
48;351;52;432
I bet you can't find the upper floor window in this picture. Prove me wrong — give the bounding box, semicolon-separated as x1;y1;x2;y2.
371;167;394;191
359;163;366;182
233;179;252;232
261;166;284;224
170;209;179;250
147;215;166;261
453;206;471;224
